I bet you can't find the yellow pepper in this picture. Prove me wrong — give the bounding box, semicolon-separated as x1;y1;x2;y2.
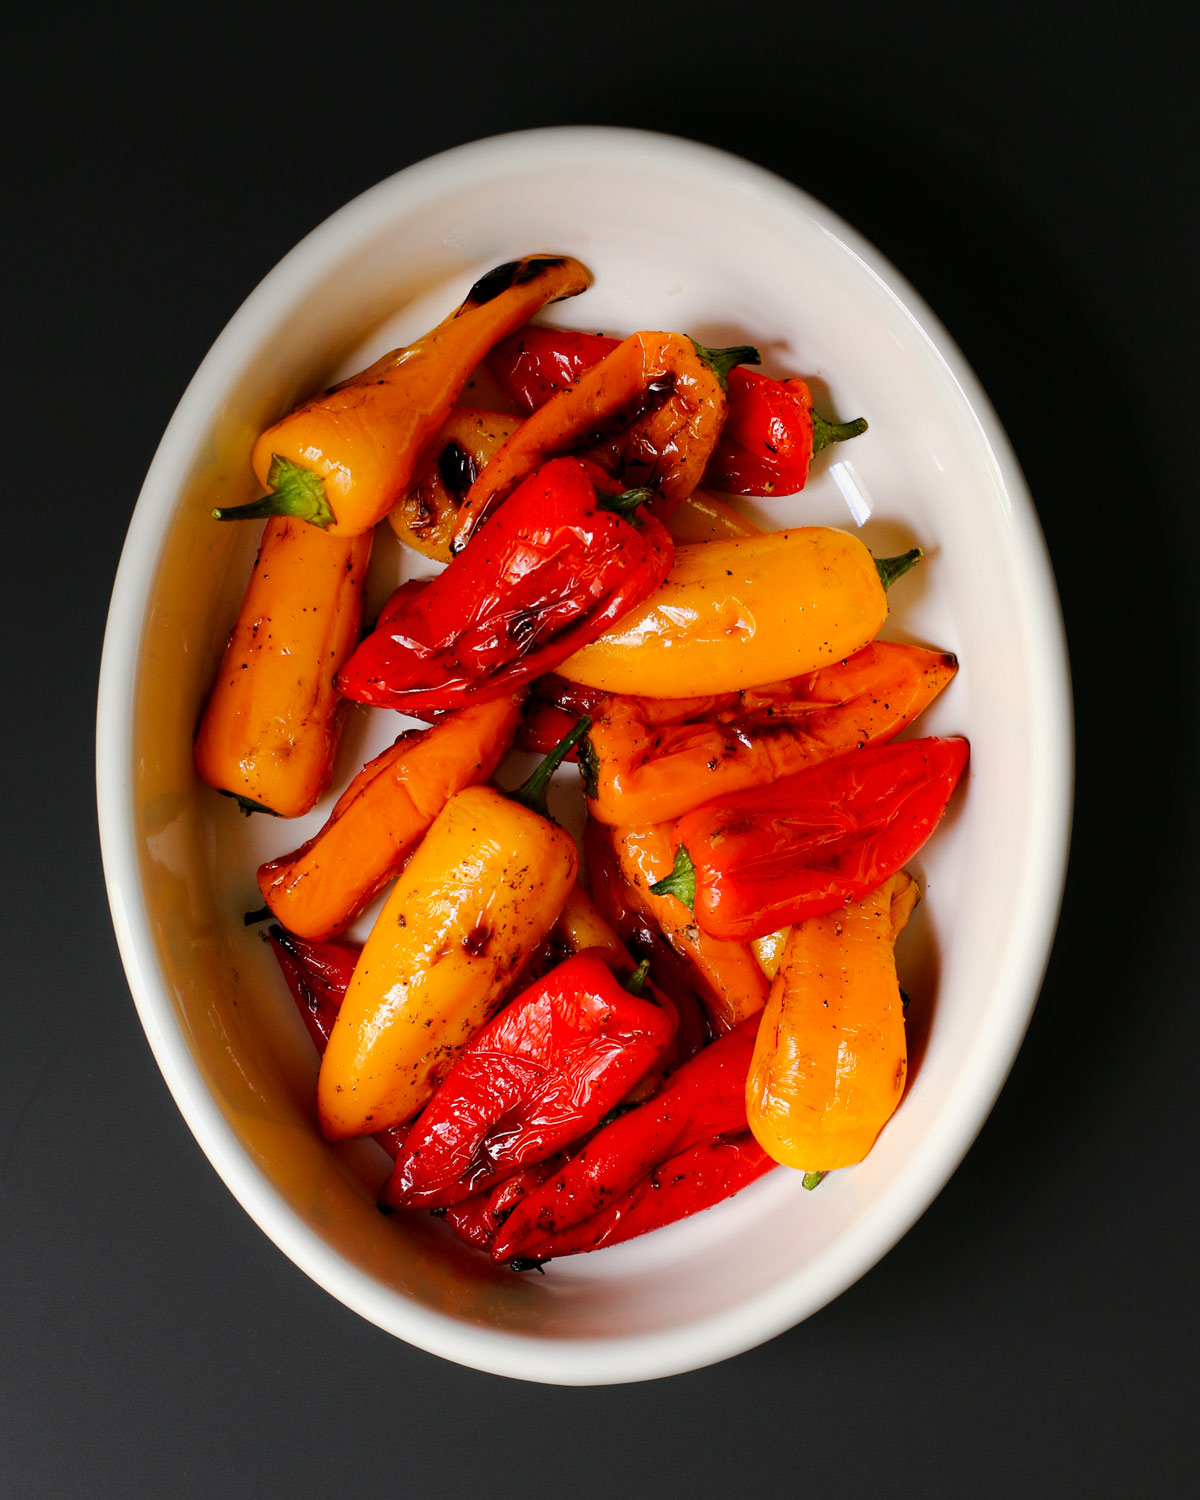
746;871;918;1172
316;730;583;1140
213;255;591;537
556;528;920;698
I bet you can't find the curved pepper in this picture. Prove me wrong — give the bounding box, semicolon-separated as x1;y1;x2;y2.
486;325;866;497
451;331;758;550
656;736;970;942
337;457;674;714
212;255;591;536
555;528;920;699
490;1012;763;1263
193;518;372;817
579;642;959;826
502;1133;774;1262
316;725;585;1140
380;954;676;1210
256;694;523;940
747;871;918;1171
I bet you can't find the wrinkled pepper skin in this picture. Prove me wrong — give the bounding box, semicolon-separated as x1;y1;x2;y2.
380;954;676;1210
217;256;590;536
671;736;969;941
486;326;865;497
747;871;918;1171
317;784;578;1140
452;331;756;549
581;642;959;827
490;1012;762;1262
612;824;769;1032
502;1132;774;1261
387;408;523;562
556;528;889;698
256;695;523;939
337;457;674;714
193;518;372;817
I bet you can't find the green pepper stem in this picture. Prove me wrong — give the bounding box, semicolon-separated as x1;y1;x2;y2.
811;410;868;455
802;1170;827;1191
577;733;601;801
212;454;337;529
688;339;762;390
623;959;652;996
875;548;923;591
509;715;592;818
649;845;696;909
597;485;654;518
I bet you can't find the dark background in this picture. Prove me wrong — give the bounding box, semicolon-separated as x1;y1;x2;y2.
4;5;1197;1495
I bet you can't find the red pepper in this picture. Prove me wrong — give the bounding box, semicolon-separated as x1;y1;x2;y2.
503;1133;773;1263
487;327;867;497
379;954;676;1210
440;1159;562;1251
265;927;408;1158
336;456;674;714
490;1012;762;1263
653;736;970;942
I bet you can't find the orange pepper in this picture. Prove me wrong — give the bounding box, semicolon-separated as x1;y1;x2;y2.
747;871;918;1171
256;694;523;939
581;642;958;826
213;255;591;537
557;528;920;698
193;518;371;817
611;824;768;1033
450;331;757;550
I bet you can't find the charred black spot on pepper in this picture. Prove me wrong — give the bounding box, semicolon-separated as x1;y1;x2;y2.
515;256;565;283
466;261;520;305
462;918;493;956
438;440;479;503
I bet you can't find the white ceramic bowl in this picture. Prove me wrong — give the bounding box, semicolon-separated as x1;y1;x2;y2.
97;127;1072;1384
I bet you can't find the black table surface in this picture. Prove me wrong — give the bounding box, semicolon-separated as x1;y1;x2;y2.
5;6;1197;1496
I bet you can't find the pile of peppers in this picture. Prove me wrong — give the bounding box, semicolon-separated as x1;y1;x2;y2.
194;251;969;1270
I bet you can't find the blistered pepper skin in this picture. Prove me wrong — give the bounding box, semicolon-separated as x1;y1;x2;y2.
556;528;888;698
317;785;578;1140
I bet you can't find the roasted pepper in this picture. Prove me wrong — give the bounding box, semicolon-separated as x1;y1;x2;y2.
386;408;523;562
556;529;922;699
256;694;523;940
500;1133;774;1262
489;1012;766;1263
451;331;759;549
316;723;584;1139
337;457;674;714
193;518;372;817
747;871;919;1170
487;325;866;497
379;954;676;1210
212;255;591;536
579;641;959;826
265;926;408;1159
611;823;769;1031
653;736;969;941
583;818;713;1065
